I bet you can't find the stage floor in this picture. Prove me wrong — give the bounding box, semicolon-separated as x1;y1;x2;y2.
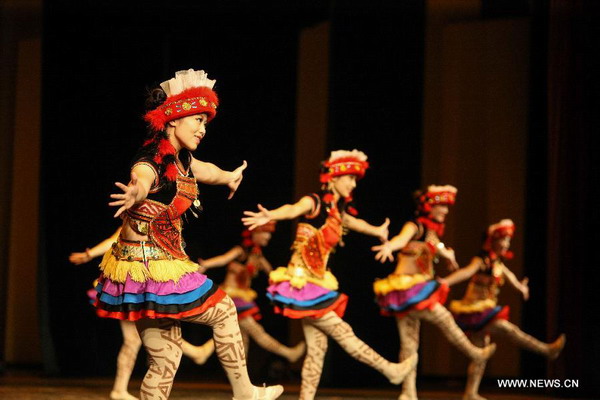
0;375;577;400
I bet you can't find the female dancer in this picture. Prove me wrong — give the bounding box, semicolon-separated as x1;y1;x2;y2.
443;219;565;400
186;222;306;364
372;185;496;400
243;150;417;400
95;69;283;400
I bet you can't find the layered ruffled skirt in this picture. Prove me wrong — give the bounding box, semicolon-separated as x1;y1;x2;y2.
449;298;510;332
374;273;449;318
222;286;261;320
266;266;348;319
93;240;225;321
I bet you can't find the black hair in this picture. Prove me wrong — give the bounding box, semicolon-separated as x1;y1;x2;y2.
131;87;191;189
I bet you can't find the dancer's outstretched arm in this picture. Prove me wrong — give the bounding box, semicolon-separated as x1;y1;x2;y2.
242;196;314;230
109;164;156;217
372;221;418;263
343;215;390;242
440;257;482;287
68;228;121;265
191;158;247;199
199;246;244;270
501;264;529;300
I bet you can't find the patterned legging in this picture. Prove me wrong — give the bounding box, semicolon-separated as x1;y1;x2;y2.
136;296;256;400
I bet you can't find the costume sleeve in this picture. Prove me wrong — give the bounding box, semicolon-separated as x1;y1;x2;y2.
304;193;321;219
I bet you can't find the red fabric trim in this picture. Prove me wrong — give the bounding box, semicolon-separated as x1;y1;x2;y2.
94;288;226;321
417;216;445;237
273;294;348;320
320;157;369;183
238;306;262;321
493;305;510;322
381;283;449;319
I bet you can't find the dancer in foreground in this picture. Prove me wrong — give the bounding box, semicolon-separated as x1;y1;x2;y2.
94;69;283;400
372;185;496;400
443;219;565;400
185;222;306;364
243;150;417;400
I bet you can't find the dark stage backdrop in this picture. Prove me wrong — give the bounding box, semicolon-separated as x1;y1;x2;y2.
41;0;425;385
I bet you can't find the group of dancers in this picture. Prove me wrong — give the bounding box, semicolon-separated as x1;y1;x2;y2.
69;69;565;400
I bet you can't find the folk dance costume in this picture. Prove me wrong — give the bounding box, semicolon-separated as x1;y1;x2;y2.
183;223;306;364
372;185;496;400
266;193;350;320
446;219;565;400
95;69;283;400
244;150;417;400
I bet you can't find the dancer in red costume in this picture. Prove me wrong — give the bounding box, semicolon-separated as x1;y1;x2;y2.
95;69;283;400
243;150;417;400
185;223;306;365
442;219;565;400
372;185;496;400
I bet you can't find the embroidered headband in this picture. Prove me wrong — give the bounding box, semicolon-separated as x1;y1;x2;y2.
320;149;369;183
144;69;219;131
417;184;457;214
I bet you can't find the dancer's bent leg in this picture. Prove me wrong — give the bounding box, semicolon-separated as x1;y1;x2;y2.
489;319;565;359
308;312;417;385
415;304;496;361
239;317;306;362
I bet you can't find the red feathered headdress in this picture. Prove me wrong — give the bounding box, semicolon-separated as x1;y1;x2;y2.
320;149;369;183
143;69;219;132
483;219;515;254
417;184;457;214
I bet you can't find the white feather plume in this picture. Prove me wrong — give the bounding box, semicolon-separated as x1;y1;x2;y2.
160;69;216;96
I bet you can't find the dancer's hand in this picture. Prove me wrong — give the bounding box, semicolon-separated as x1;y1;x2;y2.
436;277;449;287
197;259;207;273
242;204;272;231
109;172;140;217
372;241;394;263
445;248;459;271
69;250;91;265
375;218;390;242
227;160;247;199
521;277;530;300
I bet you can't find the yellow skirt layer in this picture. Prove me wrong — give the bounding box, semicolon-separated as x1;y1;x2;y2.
373;273;429;296
222;286;257;302
269;266;339;290
99;251;199;283
449;298;497;314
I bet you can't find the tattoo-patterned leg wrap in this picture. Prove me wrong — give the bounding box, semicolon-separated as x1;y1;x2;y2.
490;319;564;359
396;316;420;400
185;295;256;400
415;304;495;361
136;319;183;400
299;319;328;400
309;312;416;386
463;332;489;400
